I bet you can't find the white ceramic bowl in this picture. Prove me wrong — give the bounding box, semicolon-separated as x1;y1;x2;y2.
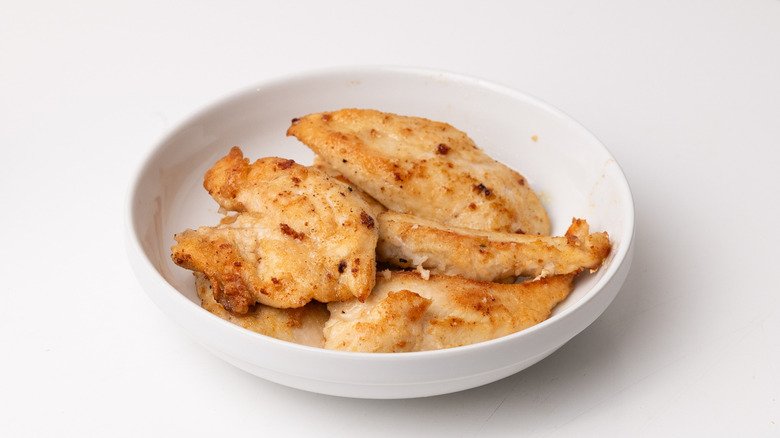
126;66;634;399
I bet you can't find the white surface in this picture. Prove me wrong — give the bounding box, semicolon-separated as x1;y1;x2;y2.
2;0;778;435
127;67;634;398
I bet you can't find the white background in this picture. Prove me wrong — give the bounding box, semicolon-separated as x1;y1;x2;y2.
2;1;779;436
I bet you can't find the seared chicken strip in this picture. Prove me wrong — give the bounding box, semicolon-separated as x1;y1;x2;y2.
377;211;610;282
287;109;550;235
195;273;329;348
172;147;380;312
312;155;388;213
203;146;384;218
324;271;575;352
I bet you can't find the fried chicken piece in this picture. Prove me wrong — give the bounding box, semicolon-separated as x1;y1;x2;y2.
324;271;575;352
312;155;345;178
203;146;384;218
377;211;611;282
195;273;329;348
287;109;550;235
312;155;388;213
171;147;380;311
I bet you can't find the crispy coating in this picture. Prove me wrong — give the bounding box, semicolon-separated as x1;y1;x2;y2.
195;273;329;347
377;211;611;282
324;271;575;352
287;109;550;235
171;147;380;311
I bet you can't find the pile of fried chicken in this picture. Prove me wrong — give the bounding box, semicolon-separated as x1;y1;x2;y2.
171;109;611;352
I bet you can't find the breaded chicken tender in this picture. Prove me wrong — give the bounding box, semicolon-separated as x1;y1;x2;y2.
287;109;550;235
324;271;575;352
171;147;380;312
195;273;329;348
377;211;610;282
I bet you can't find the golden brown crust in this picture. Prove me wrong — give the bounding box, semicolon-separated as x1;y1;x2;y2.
172;229;256;314
377;212;611;282
172;147;380;311
324;271;575;352
195;273;330;347
287;109;550;235
326;290;432;352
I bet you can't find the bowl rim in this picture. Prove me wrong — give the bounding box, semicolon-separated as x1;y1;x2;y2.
125;65;635;361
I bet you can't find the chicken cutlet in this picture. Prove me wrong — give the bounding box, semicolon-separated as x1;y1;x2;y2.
195;273;330;347
324;271;575;352
312;155;388;213
286;109;550;235
171;147;380;312
377;211;610;282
